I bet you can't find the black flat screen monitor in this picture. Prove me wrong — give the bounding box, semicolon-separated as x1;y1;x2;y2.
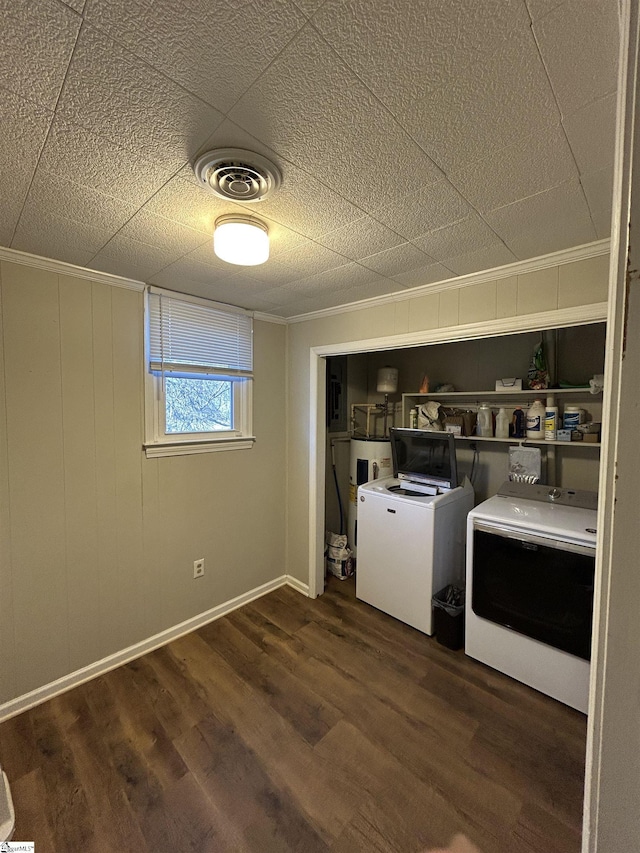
390;428;458;490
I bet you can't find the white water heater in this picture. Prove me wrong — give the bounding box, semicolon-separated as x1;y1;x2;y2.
348;438;392;556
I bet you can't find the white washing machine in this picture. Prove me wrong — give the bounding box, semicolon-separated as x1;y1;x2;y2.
356;476;474;634
466;481;597;713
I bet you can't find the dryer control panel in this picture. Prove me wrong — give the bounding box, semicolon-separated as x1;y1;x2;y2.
496;480;598;511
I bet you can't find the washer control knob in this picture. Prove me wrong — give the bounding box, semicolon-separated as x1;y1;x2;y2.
548;488;562;501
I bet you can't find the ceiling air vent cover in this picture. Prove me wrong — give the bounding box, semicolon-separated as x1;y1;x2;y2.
194;148;282;203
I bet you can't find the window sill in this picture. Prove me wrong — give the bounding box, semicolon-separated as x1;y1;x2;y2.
143;437;256;458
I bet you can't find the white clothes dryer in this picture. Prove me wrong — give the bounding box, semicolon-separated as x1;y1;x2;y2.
466;481;597;713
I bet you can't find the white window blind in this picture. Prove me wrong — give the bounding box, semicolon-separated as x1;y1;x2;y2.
148;288;253;377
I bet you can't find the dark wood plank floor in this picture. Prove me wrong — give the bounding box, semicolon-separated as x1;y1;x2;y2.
0;576;587;852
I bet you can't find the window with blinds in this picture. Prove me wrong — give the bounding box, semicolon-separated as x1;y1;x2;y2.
144;287;255;457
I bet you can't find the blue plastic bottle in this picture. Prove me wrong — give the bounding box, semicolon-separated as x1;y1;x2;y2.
512;406;526;438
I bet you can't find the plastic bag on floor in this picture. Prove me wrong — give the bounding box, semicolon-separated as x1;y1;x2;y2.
325;531;354;580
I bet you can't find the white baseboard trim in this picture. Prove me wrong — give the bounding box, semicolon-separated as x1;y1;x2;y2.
284;575;310;596
0;574;308;723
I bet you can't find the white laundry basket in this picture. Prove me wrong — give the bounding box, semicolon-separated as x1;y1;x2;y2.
0;768;15;842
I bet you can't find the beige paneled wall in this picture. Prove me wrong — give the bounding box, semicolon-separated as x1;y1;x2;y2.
286;251;609;585
0;260;287;706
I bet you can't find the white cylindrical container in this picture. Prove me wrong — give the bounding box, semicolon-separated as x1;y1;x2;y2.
495;407;509;439
563;405;585;430
477;403;493;437
348;438;392;556
545;397;559;441
409;407;418;429
526;399;546;440
376;367;398;394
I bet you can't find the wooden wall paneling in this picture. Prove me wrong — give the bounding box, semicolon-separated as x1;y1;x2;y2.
0;265;16;703
58;275;101;671
140;455;165;634
91;283;119;657
2;263;69;695
110;288;146;648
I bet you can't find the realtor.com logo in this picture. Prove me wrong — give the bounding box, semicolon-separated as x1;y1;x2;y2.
0;843;35;852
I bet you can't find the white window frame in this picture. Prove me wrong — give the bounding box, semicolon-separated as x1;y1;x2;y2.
143;287;255;458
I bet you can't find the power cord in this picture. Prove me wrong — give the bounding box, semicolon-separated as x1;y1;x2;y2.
469;442;479;485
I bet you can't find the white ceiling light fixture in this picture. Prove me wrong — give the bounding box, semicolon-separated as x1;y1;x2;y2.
213;215;270;266
195;148;281;266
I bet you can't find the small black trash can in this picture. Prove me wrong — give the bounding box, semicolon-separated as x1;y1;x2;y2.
432;585;465;650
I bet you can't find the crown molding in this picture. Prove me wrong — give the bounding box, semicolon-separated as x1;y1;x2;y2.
253;311;288;325
0;239;611;320
0;246;145;291
287;238;612;324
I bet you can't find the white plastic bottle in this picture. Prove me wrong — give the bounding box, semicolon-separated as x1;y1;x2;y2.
545;396;559;441
495;407;509;439
526;399;545;440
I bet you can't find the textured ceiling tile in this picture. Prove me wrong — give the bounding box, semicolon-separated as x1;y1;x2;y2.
38;118;178;202
187;120;365;238
0;174;33;246
292;0;327;15
150;257;231;286
56;26;224;173
83;0;307;113
277;241;350;278
485;181;597;258
581;165;614;240
392;262;456;289
143;177;236;233
305;278;403;310
0;88;53;174
26;171;141;234
181;116;364;245
533;0;618;116
229;25;443;210
0;89;53;244
239;260;305;287
316;216;405;259
88;255;158;282
393;2;557;171
116;210;210;254
62;0;86;11
374;179;472;240
260;261;385;300
412;215;504;263
266;297;314;318
402;68;556;175
233;167;363;240
525;0;564;21
314;1;530;120
89;234;184;279
12;206;110;265
0;0;80;109
360;243;434;278
449;123;579;213
150;269;273;307
441;244;518;276
563;93;617;175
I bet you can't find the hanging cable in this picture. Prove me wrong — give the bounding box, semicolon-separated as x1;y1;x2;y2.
469;442;479;486
331;439;345;535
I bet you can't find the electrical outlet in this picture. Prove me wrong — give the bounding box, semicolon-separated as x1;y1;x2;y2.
193;558;205;579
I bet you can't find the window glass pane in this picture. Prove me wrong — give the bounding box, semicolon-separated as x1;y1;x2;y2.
165;376;232;433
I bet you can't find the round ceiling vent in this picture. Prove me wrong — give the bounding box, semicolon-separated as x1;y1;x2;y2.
194;148;282;203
